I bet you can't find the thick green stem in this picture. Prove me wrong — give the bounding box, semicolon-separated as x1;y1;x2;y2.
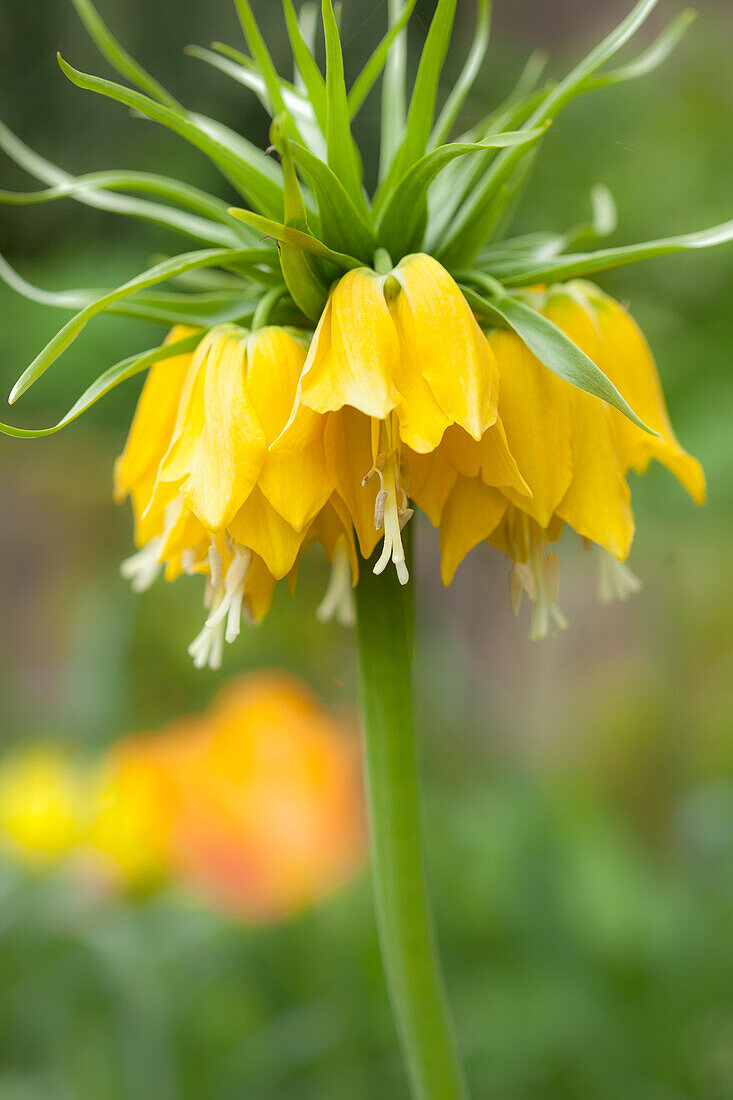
355;563;469;1100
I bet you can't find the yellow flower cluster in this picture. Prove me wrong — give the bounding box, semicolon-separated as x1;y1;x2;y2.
116;257;704;658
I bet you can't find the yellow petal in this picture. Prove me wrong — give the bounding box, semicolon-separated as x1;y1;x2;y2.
556;385;635;560
593;294;706;504
323;407;380;559
408;448;458;527
439;477;507;585
242;553;278;624
488;328;573;526
228;487;305;579
244;327;333;531
180;334;267;531
245;327;307;444
299;270;400;421
439;421;531;496
395;255;499;441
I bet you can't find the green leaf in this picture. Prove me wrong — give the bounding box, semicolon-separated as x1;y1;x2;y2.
69;0;183;111
348;0;418;119
429;0;491;149
0;118;262;246
186;44;326;160
379;0;410;184
376;0;458;211
321;0;369;218
232;0;301;142
229;208;363;271
498;219;733;286
8;247;260;404
439;0;662;264
271;121;329;321
378;128;548;258
0;252;266;324
289;140;376;261
586;8;697;90
57;55;284;217
463;279;653;431
283;0;328;130
0;333;204;439
0;171;248;247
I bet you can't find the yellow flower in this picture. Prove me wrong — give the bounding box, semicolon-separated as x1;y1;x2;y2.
278;254;521;583
0;747;88;867
116;324;357;668
427;283;705;636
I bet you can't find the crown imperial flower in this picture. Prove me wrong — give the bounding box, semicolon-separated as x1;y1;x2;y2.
1;0;727;658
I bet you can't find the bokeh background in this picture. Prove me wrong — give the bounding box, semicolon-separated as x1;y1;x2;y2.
0;0;732;1096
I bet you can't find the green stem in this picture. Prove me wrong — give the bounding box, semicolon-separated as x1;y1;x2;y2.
355;563;469;1100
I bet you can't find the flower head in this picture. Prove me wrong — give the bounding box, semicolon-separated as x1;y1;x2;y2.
2;0;728;656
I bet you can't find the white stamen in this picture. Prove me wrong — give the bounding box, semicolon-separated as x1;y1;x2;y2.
317;542;356;628
597;550;643;603
367;449;411;586
120;536;164;594
512;542;568;641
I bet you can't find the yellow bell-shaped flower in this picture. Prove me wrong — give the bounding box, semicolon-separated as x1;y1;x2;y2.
428;283;705;637
278;254;522;584
115;324;357;669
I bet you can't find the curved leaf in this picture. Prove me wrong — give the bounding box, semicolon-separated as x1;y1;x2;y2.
322;0;369;219
8;247;260;403
57;55;284;217
429;0;492;148
0;333;204;439
464;279;653;431
283;0;328;130
290;140;376;260
378;127;548;257
499;220;733;286
69;0;183;111
229;208;362;271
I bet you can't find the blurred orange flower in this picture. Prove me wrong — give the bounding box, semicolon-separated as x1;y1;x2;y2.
0;674;366;921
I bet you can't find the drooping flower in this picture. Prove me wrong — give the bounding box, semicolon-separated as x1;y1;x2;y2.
115;324;357;667
430;283;705;636
2;0;727;659
278;254;523;583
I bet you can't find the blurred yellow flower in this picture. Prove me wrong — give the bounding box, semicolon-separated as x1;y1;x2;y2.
0;747;88;866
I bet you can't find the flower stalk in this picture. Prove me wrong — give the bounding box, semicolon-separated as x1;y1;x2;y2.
355;561;468;1100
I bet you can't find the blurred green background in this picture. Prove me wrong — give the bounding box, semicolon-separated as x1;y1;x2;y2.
0;0;731;1097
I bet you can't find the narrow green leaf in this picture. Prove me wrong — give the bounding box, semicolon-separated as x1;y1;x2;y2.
232;0;289;122
283;0;328;130
586;8;697;90
498;219;733;286
439;0;662;263
8;247;259;403
57;55;284;217
376;0;458;210
229;208;362;270
0;333;204;439
348;0;418;119
430;0;491;148
0;171;247;246
379;0;409;183
69;0;183;111
378;127;548;258
464;279;654;430
322;0;369;217
290;140;376;260
187;45;326;159
271;120;329;321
